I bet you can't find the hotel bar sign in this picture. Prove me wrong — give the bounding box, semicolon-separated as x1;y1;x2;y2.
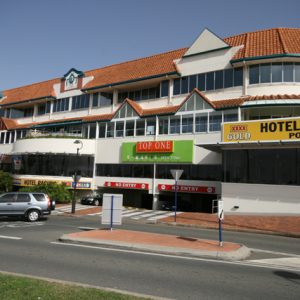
223;117;300;142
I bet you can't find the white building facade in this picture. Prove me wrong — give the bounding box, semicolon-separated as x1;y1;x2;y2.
1;27;300;215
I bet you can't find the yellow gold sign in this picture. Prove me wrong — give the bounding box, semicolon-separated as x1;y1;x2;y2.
223;117;300;142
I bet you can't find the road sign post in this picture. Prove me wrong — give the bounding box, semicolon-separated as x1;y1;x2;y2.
218;200;224;247
170;169;184;223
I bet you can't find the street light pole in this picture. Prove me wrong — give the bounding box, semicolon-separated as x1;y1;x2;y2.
71;140;83;214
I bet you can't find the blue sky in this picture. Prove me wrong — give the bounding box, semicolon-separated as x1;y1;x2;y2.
1;0;299;90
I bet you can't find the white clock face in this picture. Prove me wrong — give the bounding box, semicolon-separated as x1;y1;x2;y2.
68;74;75;84
65;72;78;90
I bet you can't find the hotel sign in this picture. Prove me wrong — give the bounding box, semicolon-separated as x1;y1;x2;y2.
223;117;300;142
122;140;193;163
104;181;149;190
158;184;216;194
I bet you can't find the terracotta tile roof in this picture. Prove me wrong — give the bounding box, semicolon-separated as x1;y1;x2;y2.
82;113;113;122
1;78;59;106
225;28;300;61
0;117;18;130
83;48;187;90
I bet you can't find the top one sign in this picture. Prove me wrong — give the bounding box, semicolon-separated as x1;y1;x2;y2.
136;141;173;153
223;117;300;143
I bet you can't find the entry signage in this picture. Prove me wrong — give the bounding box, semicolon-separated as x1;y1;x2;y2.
158;184;216;194
136;141;173;153
223;117;300;142
105;181;149;190
122;140;193;163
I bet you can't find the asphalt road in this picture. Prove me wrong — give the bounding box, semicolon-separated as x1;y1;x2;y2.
0;215;299;300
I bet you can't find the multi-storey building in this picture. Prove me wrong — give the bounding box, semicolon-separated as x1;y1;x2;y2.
1;27;300;214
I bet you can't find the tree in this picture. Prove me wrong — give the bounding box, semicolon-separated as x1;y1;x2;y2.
19;182;72;204
0;171;13;192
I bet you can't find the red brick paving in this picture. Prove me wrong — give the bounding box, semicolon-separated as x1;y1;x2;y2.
67;229;240;252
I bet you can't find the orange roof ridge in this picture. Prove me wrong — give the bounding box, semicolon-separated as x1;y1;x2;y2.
85;47;188;75
277;28;289;53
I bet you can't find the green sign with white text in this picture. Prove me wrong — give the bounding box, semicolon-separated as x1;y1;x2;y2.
122;140;194;163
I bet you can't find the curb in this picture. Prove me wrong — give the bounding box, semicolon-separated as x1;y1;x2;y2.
59;235;251;261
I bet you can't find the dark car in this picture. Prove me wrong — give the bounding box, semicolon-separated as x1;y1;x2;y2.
80;194;103;206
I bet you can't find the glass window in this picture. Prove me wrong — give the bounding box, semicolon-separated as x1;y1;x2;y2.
271;63;282;82
148;88;156;99
125;121;134;136
173;78;181;95
224;112;238;122
161;80;169;97
136;119;145;136
146;119;156;135
209;113;222;131
215;70;223;89
197;73;205;91
99;123;106;138
189;75;197;92
141;89;149;100
224;69;233;88
181;77;188;94
134;90;141;101
182;114;193;133
169;116;181;134
100;92;112;106
106;123;114;138
92;93;99;107
260;63;271;83
233;67;243;86
295;63;300;82
89;124;96;139
159;117;169;135
38;104;46;115
206;72;214;90
195;113;207;132
115;121;124;137
283;62;294;82
249;65;259;84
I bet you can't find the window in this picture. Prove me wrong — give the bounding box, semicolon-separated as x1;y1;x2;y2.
215;70;223;89
53;98;69;112
89;124;96;139
169;116;181;134
224;113;238;122
260;64;271;83
23;107;34;117
224;69;233;88
136;119;145;136
209;113;222;131
182;114;193;133
146;119;156;135
37;102;51;115
249;65;259;84
181;77;188;94
271;63;282;82
16;193;31;202
173;78;181;95
206;72;214;90
72;94;90;110
99;123;106;138
115;121;124;137
161;80;169;97
189;75;197;92
106;123;114;138
296;63;300;82
233;67;243;86
92;93;99;107
125;121;134;136
159;117;169;135
197;74;205;91
283;63;293;82
195;113;208;132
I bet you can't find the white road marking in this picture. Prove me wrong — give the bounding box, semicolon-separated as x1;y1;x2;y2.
148;212;178;221
51;242;300;272
0;235;22;240
131;210;169;220
246;257;300;269
249;248;300;257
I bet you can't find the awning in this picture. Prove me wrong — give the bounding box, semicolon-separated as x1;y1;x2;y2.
197;139;300;151
32;120;82;129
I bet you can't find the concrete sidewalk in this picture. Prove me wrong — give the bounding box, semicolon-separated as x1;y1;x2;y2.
60;228;250;261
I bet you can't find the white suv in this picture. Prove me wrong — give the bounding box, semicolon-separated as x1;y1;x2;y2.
0;192;55;222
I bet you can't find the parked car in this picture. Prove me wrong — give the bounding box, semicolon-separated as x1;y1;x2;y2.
81;194;103;206
0;192;54;222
